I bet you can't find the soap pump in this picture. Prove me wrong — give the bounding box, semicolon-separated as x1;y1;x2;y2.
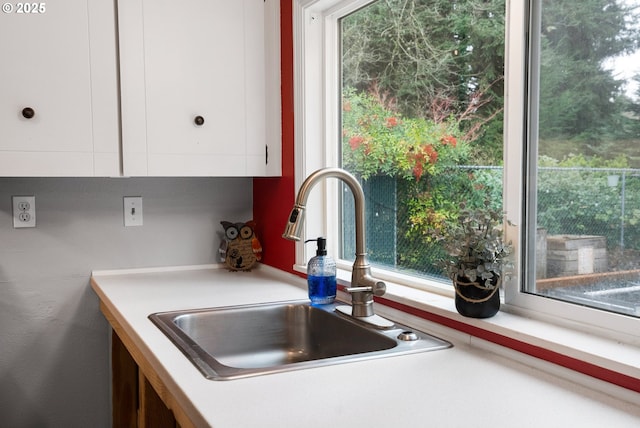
305;237;337;305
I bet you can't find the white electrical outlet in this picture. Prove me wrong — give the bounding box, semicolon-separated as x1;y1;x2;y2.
124;196;143;227
13;195;36;228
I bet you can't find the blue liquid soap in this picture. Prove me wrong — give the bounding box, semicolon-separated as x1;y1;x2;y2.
308;274;337;305
306;237;337;305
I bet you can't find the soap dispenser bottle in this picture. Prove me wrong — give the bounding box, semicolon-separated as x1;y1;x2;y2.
306;237;337;304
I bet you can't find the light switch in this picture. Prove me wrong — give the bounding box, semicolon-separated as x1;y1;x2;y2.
123;197;143;227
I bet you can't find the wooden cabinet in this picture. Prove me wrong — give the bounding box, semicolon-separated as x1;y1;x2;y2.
112;331;179;428
0;0;120;176
102;299;190;427
118;0;281;177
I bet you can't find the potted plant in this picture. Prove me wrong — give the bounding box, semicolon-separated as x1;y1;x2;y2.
431;200;512;318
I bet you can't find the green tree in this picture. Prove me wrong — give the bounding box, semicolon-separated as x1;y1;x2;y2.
341;0;505;162
538;0;640;152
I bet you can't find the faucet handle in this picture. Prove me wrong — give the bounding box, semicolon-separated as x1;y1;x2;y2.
371;280;386;296
345;280;386;296
345;286;373;293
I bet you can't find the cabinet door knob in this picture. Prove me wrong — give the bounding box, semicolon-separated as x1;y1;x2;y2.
22;107;35;119
194;115;205;126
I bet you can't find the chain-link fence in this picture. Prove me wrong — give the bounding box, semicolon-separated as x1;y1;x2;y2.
341;166;640;277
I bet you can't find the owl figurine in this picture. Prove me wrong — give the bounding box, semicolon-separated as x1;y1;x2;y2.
219;220;262;271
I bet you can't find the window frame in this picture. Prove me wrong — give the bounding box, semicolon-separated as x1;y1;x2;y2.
293;0;640;343
503;0;640;340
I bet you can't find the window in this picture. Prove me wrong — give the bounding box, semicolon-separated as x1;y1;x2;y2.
295;0;640;335
511;0;640;331
339;0;505;285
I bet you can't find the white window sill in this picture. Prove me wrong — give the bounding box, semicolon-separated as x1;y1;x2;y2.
317;265;640;403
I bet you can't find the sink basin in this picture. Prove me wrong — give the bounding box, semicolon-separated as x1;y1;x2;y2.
149;300;452;380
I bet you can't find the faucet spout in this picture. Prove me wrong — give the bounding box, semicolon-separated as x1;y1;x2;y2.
283;168;390;326
283;168;365;253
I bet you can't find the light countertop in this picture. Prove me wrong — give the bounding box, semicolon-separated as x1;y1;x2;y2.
91;264;640;428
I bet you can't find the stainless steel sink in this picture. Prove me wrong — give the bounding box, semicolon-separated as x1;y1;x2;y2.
149;300;452;380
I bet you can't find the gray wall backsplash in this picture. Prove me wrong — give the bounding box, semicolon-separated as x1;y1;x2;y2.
0;177;253;427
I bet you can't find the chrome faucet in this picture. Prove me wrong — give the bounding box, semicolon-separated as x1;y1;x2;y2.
283;168;392;327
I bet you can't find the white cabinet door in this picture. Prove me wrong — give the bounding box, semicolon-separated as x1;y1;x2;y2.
120;0;281;177
0;0;120;176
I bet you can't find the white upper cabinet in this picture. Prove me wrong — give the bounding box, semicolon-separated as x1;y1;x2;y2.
0;0;120;176
0;0;280;177
119;0;281;176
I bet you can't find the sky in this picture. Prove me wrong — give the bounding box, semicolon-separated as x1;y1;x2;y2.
606;0;640;100
604;50;640;100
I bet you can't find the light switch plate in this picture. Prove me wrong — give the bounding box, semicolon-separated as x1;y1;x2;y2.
124;196;143;227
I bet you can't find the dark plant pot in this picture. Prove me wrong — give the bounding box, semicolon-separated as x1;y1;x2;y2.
453;275;500;318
